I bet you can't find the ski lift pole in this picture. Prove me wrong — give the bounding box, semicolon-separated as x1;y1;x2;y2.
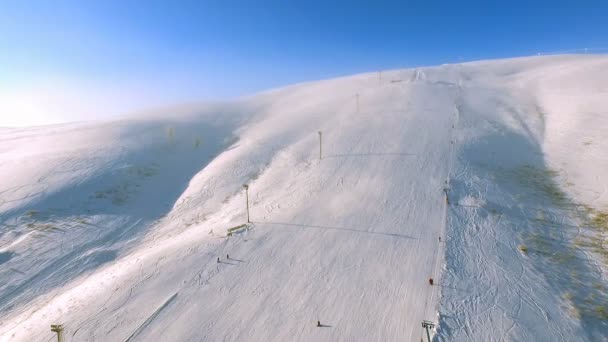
51;325;64;342
318;131;322;160
243;184;250;223
422;320;434;342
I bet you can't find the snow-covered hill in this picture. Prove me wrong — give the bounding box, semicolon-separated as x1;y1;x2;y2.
1;55;607;341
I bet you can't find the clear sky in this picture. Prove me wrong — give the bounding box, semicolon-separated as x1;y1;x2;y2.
1;0;607;126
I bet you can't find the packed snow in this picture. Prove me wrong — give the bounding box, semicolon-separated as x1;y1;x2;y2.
1;54;607;341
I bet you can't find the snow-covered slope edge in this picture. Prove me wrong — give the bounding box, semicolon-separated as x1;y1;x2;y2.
437;55;608;341
0;104;251;315
0;55;606;341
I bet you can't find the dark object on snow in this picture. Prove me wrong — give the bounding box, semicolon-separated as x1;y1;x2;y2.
429;278;434;285
217;257;220;263
317;321;321;327
438;236;441;242
227;254;230;260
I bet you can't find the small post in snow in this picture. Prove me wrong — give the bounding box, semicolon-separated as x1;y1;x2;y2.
422;320;434;342
51;324;64;342
243;184;250;223
318;131;323;160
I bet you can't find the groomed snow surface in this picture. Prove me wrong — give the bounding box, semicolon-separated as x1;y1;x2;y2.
1;55;607;341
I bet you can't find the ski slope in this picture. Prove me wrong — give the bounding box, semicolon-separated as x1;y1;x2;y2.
1;55;607;341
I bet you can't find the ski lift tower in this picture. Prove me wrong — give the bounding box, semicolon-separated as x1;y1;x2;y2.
51;324;64;342
421;320;435;342
243;184;250;223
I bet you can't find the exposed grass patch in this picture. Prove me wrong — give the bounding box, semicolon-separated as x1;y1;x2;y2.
507;165;569;207
576;207;608;264
25;222;64;232
507;164;608;322
128;165;158;178
90;164;159;206
92;188;129;205
550;251;576;265
112;197;127;206
535;209;545;221
25;210;39;218
518;244;528;254
595;306;608;320
568;306;582;319
589;210;608;232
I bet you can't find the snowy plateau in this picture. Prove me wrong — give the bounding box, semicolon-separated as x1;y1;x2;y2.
1;55;607;341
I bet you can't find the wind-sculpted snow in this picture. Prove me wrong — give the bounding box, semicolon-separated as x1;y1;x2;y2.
0;55;607;341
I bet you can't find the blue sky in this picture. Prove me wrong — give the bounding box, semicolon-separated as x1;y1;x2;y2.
1;0;607;126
